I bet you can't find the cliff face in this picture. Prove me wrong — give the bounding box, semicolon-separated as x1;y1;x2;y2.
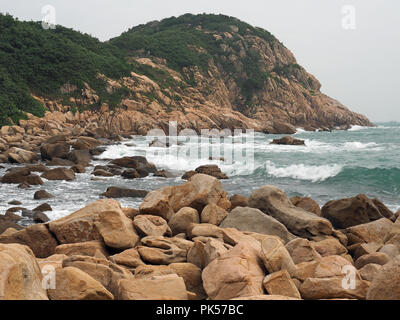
0;13;373;134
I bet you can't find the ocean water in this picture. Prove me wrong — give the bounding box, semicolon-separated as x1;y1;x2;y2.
0;122;399;222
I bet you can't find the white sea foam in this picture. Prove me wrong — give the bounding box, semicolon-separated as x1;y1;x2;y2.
348;125;367;131
265;161;343;182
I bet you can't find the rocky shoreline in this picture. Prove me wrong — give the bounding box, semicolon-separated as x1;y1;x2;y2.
1;119;400;300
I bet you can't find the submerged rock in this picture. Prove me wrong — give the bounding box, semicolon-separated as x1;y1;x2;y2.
270;136;305;146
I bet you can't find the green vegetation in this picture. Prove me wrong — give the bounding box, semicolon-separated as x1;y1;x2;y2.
0;12;293;126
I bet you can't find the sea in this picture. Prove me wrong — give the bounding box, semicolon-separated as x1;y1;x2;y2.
0;122;399;222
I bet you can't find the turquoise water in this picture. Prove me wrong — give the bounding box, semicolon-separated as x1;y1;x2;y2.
1;122;398;221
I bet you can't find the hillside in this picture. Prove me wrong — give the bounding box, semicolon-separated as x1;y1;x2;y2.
0;13;373;132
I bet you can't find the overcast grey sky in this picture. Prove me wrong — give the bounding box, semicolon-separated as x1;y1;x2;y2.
1;0;399;122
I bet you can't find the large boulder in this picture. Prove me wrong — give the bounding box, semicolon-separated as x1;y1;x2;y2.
291;196;321;216
343;218;393;245
321;194;386;229
100;187;148;199
202;238;265;300
270;136;305;146
42;167;76;181
72;136;102;150
47;266;114;300
249;186;333;238
7;147;38;164
0;243;48;300
40;142;70;160
0;224;58;258
49;199;139;250
139;174;230;221
220;207;296;243
117;274;188;300
200;203;228;225
194;165;228;180
110;156;157;177
366;256;400;300
168;207;200;235
54;240;109;258
1;167;42;185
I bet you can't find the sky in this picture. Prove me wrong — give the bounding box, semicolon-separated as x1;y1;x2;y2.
1;0;399;122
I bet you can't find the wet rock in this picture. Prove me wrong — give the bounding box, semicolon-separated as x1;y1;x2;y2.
0;217;24;234
372;198;396;221
67;149;91;164
33;203;52;212
270;136;305;146
33;211;50;223
181;170;197;180
92;169;114;177
100;187;148;199
34;190;55;200
42;167;76;181
8;200;22;205
321;194;386;229
249;185;333;238
121;169;140;179
110;156;157;177
46;158;75;166
70;164;86;173
195;165;228;179
40;142;70;160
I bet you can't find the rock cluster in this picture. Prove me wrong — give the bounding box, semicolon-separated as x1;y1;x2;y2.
0;174;399;300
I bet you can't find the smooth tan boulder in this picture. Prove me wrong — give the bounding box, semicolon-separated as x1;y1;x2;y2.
117;274;188;300
285;238;321;264
359;263;382;282
42;167;76;181
313;237;347;257
109;248;144;268
0;244;48;300
133;215;171;237
187;240;206;269
378;244;400;259
313;255;355;278
169;263;206;299
62;255;133;296
7;147;38;164
202;238;265;300
73;136;102;150
200;204;228;225
168;207;199;235
139;174;230;220
348;242;382;260
187;223;224;241
137;236;193;265
49;199;139;250
292;260;320;282
249;186;333;238
0;223;57;258
133;264;176;279
354;252;391;269
366;256;400;300
48;266;114;300
344;218;393;245
300;277;369;300
220;207;296;243
54;240;109;258
229;194;248;211
263;270;301;299
260;236;296;274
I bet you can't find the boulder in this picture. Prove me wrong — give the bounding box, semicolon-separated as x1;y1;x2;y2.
202;238;265;300
117;274;188;300
359;263;381;282
366;256;400;300
72;136;102;150
133;215;172;237
34;190;55;200
200;203;228;225
67;149;91;164
54;241;109;258
133;264;176;279
121;169;140;179
109;248;144;268
270;136;305;146
70;164;86;173
354;252;391;269
1;167;31;184
260;236;296;274
285;238;321;264
194;165;228;179
40;142;70;160
220;207;296;243
0;224;57;258
229;194;248;211
139;174;230;220
378;244;400;259
168;207;199;235
100;187;148;199
92;169;114;177
372;198;396;221
47;266;114;300
343;218;393;245
0;218;23;234
0;243;48;300
182;170;197;180
7;147;38;164
110;156;157;177
321;194;385;229
46;158;75;166
263;270;301;299
291;196;321;216
49;199;139;250
249;186;333;238
42;167;76;181
169;263;206;300
33;203;52;212
313;237;347;257
33;211;50;223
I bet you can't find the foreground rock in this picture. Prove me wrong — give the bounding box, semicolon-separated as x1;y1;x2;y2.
249;185;333;238
49;199;139;250
0;244;48;299
321;194;389;229
220;207;296;243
